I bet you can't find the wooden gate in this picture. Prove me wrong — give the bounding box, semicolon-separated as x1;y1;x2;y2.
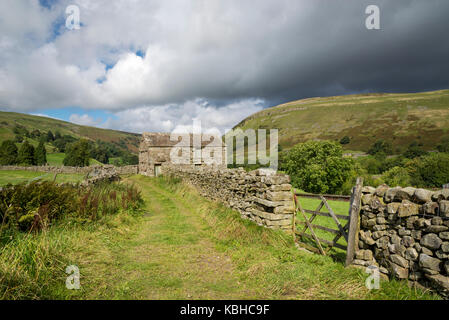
292;177;363;266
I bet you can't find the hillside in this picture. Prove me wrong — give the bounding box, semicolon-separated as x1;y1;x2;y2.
0;111;141;154
234;89;449;153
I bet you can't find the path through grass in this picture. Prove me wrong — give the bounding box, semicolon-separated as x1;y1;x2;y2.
58;175;437;300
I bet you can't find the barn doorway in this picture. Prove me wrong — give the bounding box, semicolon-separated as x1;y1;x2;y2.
154;164;162;177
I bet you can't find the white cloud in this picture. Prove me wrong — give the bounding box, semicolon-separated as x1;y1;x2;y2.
101;98;264;134
69;113;101;127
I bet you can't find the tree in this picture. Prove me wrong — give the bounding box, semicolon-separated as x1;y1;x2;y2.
46;130;55;142
122;153;138;165
35;140;47;165
54;131;62;140
281;140;354;194
368;140;392;156
14;135;23;143
30;129;41;139
63;139;90;167
340;136;350;145
407;153;449;188
437;137;449;153
359;156;383;174
403;141;427;159
0;140;18;165
17;140;36;165
90;145;109;164
381;166;411;187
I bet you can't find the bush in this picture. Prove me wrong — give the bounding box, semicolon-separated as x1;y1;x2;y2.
0;140;18;165
381;166;411;187
281;140;353;194
340;136;350;145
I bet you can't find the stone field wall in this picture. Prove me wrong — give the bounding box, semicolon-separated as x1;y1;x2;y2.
156;165;295;231
354;184;449;295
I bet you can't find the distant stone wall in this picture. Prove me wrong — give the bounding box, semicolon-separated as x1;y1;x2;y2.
0;165;138;175
147;165;295;231
353;185;449;295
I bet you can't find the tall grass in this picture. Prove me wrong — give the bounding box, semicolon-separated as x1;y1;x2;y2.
0;180;144;300
0;227;71;299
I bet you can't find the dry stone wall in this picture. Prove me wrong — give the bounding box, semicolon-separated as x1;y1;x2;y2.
158;165;295;231
354;184;449;296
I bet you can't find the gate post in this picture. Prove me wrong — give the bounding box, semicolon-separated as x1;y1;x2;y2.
345;177;363;267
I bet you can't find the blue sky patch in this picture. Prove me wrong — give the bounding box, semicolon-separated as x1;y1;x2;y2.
31;107;118;124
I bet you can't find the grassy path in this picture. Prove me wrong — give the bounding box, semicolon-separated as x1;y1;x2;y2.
65;175;437;300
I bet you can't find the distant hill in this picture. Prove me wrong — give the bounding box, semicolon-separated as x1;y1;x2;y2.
0;111;141;155
234;89;449;153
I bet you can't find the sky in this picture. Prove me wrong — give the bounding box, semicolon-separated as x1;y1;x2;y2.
0;0;448;134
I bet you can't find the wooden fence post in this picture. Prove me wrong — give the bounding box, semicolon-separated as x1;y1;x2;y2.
345;177;363;267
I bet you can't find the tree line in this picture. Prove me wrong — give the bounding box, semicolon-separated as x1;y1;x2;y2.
1;126;139;167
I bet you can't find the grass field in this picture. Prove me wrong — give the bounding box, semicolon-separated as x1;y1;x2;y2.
0;170;84;186
1;175;438;300
46;153;103;166
295;196;350;261
235;89;449;153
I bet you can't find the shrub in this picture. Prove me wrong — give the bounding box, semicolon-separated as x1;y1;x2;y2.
381;166;411;187
281;140;354;194
0;140;18;165
340;136;350;145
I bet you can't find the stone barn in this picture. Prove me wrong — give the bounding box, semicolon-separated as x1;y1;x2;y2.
139;132;227;176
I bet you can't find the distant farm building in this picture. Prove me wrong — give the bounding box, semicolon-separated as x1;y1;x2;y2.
139;132;227;176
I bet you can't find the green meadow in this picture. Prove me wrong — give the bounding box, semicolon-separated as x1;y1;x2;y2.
0;170;84;186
